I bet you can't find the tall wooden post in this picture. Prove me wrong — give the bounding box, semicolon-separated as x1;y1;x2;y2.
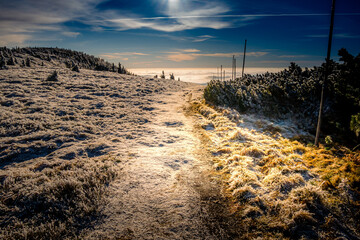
242;39;247;78
315;0;336;146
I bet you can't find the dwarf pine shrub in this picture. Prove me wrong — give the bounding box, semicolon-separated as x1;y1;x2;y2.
46;71;58;81
204;49;360;146
7;57;15;65
71;65;80;72
25;57;31;67
350;113;360;137
170;73;175;80
0;57;5;69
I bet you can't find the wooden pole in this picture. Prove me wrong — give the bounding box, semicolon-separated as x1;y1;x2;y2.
315;0;336;146
242;39;247;78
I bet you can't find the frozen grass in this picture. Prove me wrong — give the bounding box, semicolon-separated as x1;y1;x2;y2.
189;100;360;239
0;64;190;239
0;157;118;240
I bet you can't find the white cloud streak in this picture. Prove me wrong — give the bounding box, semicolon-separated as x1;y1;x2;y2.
99;52;149;60
165;50;268;62
0;0;101;46
62;32;81;37
106;1;233;32
182;49;201;53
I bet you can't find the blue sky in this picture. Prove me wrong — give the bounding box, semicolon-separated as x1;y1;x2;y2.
0;0;359;68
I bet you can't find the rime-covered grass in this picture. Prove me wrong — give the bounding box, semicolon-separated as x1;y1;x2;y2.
0;157;118;240
190;101;360;239
0;66;190;239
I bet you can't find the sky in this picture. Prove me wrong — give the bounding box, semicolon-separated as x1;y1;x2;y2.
0;0;360;68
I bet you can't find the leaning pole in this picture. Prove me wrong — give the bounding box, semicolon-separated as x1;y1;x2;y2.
242;39;247;78
315;0;336;146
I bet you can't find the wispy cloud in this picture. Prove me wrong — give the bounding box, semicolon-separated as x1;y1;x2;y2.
103;1;238;32
62;32;81;37
165;49;268;62
101;12;360;32
192;35;215;42
182;49;201;53
137;33;216;43
2;0;359;46
278;54;310;58
100;52;149;60
307;33;360;39
0;0;101;45
0;34;30;46
167;53;197;62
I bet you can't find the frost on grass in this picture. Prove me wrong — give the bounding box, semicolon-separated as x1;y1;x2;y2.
0;157;117;240
191;101;360;239
0;64;190;239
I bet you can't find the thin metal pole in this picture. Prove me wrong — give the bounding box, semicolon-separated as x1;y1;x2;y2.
220;65;222;81
231;55;235;80
232;55;235;80
242;39;247;78
234;58;236;80
315;0;336;146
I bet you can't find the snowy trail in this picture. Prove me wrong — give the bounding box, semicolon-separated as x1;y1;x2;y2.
89;85;234;239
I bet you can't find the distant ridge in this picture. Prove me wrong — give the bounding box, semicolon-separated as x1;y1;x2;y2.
0;47;130;74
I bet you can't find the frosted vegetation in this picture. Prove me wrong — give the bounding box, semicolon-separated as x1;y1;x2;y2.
190;101;360;239
204;48;360;146
1;46;359;239
0;48;190;239
0;47;130;74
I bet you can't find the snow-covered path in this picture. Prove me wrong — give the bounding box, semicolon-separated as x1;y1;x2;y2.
89;85;234;239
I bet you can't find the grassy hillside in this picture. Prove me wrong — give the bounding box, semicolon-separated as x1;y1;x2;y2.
0;49;188;239
0;47;130;74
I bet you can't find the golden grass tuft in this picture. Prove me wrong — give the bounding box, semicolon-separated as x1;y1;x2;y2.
239;145;265;158
232;185;257;203
189;100;360;239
